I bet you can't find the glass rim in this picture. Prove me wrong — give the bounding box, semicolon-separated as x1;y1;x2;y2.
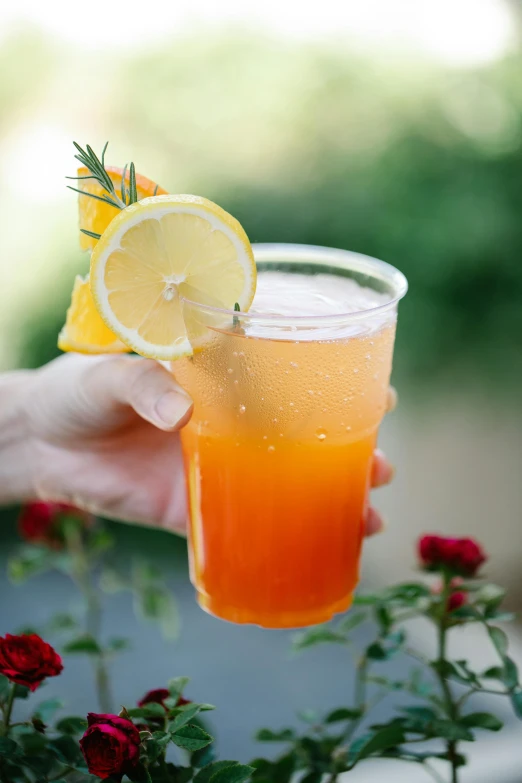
181;242;408;324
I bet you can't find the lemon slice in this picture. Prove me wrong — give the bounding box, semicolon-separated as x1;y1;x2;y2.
58;275;130;354
90;195;256;360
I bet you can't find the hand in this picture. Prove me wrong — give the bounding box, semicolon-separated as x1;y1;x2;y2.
15;354;394;536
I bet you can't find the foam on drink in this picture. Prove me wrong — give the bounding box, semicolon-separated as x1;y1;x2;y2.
245;271;392;340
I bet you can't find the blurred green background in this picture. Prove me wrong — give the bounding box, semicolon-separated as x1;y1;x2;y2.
1;0;522;771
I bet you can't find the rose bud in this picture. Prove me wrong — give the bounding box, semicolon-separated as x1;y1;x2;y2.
0;633;63;691
419;534;486;577
138;688;190;709
80;713;141;780
18;501;90;549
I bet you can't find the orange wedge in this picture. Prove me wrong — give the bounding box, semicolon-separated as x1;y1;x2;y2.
58;275;130;354
77;165;167;251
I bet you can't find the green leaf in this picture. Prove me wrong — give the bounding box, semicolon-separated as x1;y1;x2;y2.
34;697;63;723
171;724;213;751
0;737;21;757
353;592;380;606
127;703;166;719
348;725;406;764
375;604;392;633
385;583;432;602
430;719;474;742
0;674;10;702
55;716;88;735
297;709;320;724
63;635;102;655
168;676;191;702
337;612;367;634
488;626;509;658
99;567;130;593
87;528;115;555
255;728;295;742
292;626;347;651
127;762;153;783
136;584;180;639
400;706;438;723
210;763;255;783
8;548;54;583
14;684;30;699
325;707;362;723
191;742;217;768
48;734;84;764
510;689;522;719
169;704;203;731
47;613;78;632
195;761;246;783
460;712;503;731
481;666;505;681
270;752;296;783
367;631;405;661
299;773;322;783
106;637;131;653
17;729;48;754
476;584;506;614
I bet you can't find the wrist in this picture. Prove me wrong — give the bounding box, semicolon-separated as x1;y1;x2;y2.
0;370;38;505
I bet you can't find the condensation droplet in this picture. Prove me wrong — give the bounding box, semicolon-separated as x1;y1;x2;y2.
353;368;359;374
365;353;371;360
307;390;314;396
268;445;275;453
346;425;352;432
289;402;294;407
273;418;278;423
227;368;234;374
239;404;246;414
232;351;238;357
315;428;327;441
234;380;238;385
290;362;298;368
324;374;330;380
279;406;284;411
263;435;268;440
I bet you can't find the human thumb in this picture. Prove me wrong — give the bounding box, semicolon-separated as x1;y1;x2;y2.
120;357;193;431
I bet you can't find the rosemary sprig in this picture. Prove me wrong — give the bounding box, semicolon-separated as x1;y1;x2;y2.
66;142;141;211
80;229;102;240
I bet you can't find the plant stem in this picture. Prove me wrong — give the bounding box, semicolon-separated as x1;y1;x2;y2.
65;523;113;713
436;572;459;783
0;684;15;736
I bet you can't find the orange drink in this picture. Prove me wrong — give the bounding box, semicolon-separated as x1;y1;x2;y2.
173;244;407;628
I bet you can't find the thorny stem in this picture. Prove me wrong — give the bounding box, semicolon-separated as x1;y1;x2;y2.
436;572;460;783
65;522;113;713
0;684;16;736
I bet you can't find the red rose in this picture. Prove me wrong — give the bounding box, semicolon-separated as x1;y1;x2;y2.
80;713;141;780
18;501;89;548
138;688;169;708
448;590;467;612
0;634;63;691
138;688;190;709
419;534;486;577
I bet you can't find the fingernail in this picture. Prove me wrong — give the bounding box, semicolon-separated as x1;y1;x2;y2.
372;451;396;488
154;391;192;428
366;507;388;537
386;386;398;413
